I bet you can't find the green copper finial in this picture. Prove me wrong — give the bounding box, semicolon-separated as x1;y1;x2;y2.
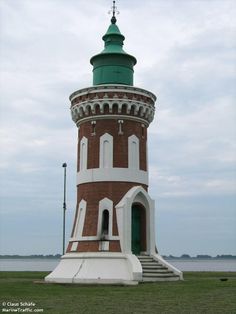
90;2;137;86
109;1;119;24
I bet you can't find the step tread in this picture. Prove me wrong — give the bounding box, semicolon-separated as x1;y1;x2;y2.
141;262;163;266
142;277;180;282
142;267;168;270
143;273;179;278
143;270;172;273
138;256;177;277
137;255;181;282
138;260;161;263
138;259;154;261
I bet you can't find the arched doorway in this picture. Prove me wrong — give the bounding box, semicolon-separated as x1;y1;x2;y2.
131;204;146;255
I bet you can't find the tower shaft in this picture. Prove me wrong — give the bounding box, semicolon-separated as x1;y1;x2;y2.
67;85;155;254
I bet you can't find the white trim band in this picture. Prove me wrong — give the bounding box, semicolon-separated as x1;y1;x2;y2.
69;236;120;242
76;114;149;127
77;168;148;185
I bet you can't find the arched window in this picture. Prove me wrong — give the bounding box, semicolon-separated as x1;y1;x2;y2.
97;198;113;240
101;210;109;239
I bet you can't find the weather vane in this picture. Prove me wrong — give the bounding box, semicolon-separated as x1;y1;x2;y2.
108;1;119;24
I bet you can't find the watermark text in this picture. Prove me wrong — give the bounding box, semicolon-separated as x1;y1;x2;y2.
1;301;43;313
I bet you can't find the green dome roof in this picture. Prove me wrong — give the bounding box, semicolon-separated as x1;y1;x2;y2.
103;23;125;39
90;19;137;86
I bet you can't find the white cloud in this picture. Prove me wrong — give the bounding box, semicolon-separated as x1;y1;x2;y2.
0;0;235;255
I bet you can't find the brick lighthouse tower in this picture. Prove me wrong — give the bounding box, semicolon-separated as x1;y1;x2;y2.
46;2;182;284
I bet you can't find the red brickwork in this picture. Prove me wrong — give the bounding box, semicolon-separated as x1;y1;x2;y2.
67;240;121;253
77;241;99;252
71;182;148;238
77;119;147;171
109;241;121;252
66;241;74;253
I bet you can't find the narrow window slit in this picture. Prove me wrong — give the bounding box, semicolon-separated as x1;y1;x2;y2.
101;209;109;239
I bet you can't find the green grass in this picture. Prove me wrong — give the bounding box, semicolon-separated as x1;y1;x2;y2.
0;272;236;314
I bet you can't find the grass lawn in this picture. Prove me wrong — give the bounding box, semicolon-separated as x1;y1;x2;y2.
0;272;236;314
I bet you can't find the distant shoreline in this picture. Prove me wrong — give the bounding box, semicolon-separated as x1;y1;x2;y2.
0;254;235;260
164;256;236;260
0;255;61;259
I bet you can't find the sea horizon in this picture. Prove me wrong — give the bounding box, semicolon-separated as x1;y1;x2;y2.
1;257;236;272
0;254;235;259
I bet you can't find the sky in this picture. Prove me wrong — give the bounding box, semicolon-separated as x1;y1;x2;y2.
0;0;235;257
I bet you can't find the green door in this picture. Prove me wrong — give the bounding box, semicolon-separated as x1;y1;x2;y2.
132;205;141;255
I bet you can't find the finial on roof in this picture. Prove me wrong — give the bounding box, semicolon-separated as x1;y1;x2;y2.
108;1;119;24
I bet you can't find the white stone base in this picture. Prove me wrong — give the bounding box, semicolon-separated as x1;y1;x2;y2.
45;252;142;285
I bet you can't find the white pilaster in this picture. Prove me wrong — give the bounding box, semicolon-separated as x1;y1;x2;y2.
128;135;140;170
80;137;88;171
73;199;87;239
100;133;113;168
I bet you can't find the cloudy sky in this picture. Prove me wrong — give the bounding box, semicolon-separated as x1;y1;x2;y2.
0;0;235;256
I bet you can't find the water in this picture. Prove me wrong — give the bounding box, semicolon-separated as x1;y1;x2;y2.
0;259;60;272
0;258;235;272
166;258;236;272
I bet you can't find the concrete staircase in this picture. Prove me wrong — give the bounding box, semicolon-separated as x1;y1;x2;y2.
137;255;180;282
